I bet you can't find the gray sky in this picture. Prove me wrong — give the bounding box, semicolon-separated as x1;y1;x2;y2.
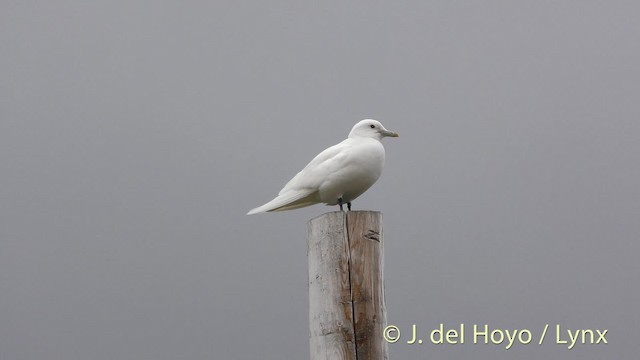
2;1;639;359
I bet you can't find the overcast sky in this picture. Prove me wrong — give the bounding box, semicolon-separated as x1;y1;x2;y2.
2;1;639;359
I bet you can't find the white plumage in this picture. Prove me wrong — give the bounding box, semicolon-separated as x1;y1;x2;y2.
247;119;398;215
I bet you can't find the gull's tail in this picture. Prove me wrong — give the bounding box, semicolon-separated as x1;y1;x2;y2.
247;190;319;215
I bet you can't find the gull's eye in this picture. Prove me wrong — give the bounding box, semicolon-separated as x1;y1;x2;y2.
370;124;375;128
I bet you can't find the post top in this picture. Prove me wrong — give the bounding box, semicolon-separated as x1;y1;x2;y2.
307;210;382;224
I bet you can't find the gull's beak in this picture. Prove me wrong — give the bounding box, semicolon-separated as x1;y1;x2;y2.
381;130;399;138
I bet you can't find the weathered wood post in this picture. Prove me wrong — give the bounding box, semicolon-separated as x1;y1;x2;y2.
307;210;388;360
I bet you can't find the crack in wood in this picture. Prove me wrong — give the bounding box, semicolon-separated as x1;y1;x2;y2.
364;229;380;242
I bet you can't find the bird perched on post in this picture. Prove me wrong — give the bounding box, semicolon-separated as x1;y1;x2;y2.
247;119;399;215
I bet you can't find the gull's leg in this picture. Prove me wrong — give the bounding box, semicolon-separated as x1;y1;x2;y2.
347;202;352;211
338;197;344;211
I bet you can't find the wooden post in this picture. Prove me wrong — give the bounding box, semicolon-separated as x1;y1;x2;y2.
307;211;388;360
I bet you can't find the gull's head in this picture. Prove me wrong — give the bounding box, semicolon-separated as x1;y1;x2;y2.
348;119;399;140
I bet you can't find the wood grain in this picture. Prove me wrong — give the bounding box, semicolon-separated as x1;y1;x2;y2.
308;211;388;360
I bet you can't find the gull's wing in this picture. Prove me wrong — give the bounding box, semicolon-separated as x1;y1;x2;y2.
246;139;352;215
246;189;319;214
278;139;352;195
